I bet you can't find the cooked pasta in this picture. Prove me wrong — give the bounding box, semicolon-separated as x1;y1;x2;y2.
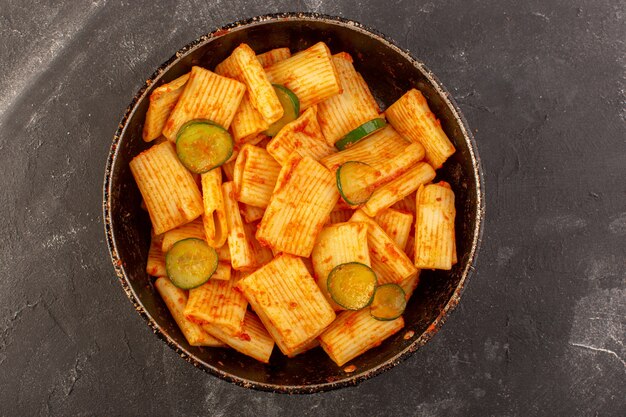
143;73;189;142
162;66;245;140
146;232;166;277
201;169;228;248
317;53;379;145
236;254;336;356
154;277;225;347
256;154;339;257
130;141;203;235
265;42;341;110
202;311;274;363
222;181;256;270
414;182;456;270
233;144;281;208
386;88;456;169
311;222;370;309
319;309;404;366
161;217;205;253
266;106;335;165
256;47;291;68
374;208;414;251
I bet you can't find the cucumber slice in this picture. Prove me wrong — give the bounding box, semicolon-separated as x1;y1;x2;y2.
336;161;377;206
335;118;387;150
265;84;300;137
165;238;218;289
327;262;377;310
370;283;407;321
176;120;233;173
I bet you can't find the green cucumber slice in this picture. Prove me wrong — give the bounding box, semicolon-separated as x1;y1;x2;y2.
327;262;377;310
370;283;406;321
165;238;218;289
336;161;377;206
176;120;233;173
264;84;300;137
335;118;387;150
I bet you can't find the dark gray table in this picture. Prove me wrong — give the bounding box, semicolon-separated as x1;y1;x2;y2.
1;1;624;415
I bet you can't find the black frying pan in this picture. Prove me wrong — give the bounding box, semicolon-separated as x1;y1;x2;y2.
103;13;485;394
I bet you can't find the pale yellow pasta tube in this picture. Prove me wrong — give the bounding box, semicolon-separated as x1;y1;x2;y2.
201;311;274;363
319;309;404;366
222;181;256;270
256;47;291;68
256;154;339;257
184;267;247;336
317;53;380;145
154;277;225;347
222;160;236;181
266;106;335;165
229;93;269;144
362;162;436;217
374;208;414;251
236;254;336;356
265;42;341;110
208;261;232;281
311;222;370;309
146;233;166;277
130;141;203;235
201;169;228;248
386;88;456;168
161;217;205;253
143;73;189;142
350;210;419;297
230;44;283;124
162;66;245;141
233;144;281;208
414;182;456;270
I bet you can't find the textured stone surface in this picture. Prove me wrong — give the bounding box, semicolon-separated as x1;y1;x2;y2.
0;0;624;415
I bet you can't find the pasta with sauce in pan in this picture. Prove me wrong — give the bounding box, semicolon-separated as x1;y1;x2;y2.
130;41;458;367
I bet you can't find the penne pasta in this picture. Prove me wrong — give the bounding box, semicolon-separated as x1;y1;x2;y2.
256;154;339;257
414;182;456;270
233;144;281;208
236;254;336;356
162;66;245;141
256;47;291;68
266;106;336;165
154;277;225;347
130;141;203;235
319;309;404;366
385;88;456;168
265;42;342;111
317;53;380;145
362;162;436;217
143;73;189;142
161;217;206;253
201;169;228;248
350;210;419;297
146;233;167;277
311;222;370;309
202;311;274;363
184;265;247;336
222;182;257;270
374;208;414;251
